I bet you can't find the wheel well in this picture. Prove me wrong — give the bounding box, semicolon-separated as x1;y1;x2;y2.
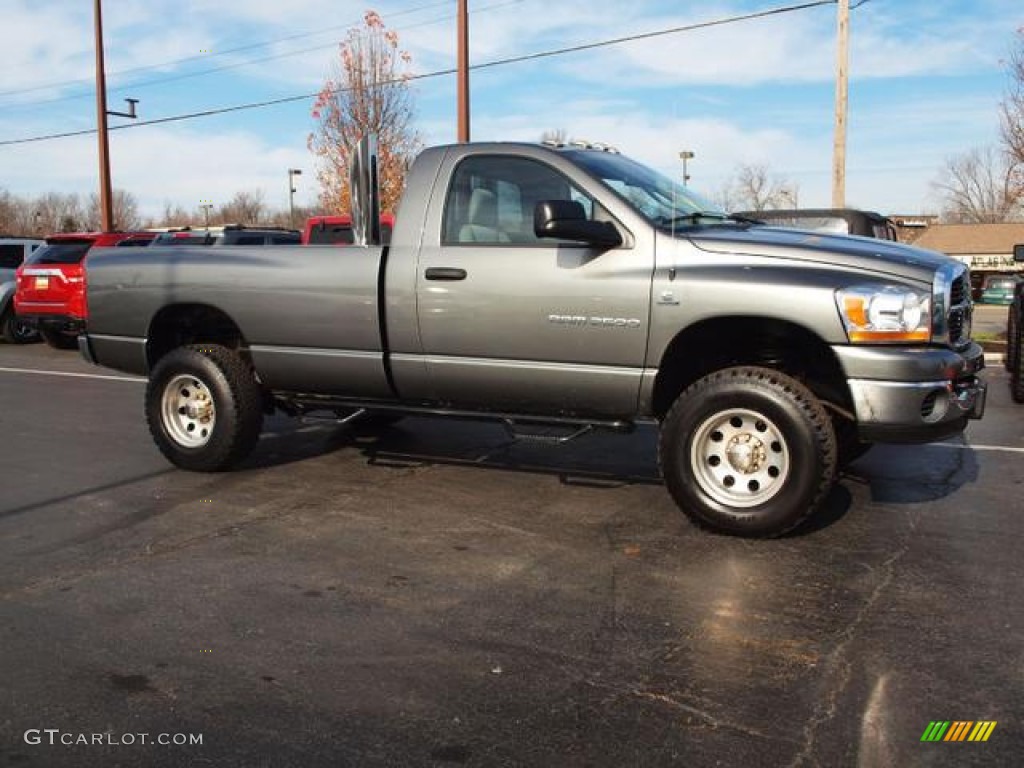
651;317;851;419
146;304;248;369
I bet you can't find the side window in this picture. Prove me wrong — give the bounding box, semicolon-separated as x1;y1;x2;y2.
234;235;265;245
442;155;596;246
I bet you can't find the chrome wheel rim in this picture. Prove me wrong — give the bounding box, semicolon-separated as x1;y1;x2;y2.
161;374;216;448
690;408;790;508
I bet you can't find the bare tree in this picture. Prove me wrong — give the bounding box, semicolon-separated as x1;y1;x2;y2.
218;190;266;226
85;189;140;231
0;190;20;234
933;145;1021;223
540;128;568;144
308;10;421;214
1000;28;1024;196
33;193;85;234
726;164;800;212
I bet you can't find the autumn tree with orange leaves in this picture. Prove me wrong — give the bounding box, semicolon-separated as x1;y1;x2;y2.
308;11;421;215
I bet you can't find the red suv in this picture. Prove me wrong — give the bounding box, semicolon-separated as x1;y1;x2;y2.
14;231;154;348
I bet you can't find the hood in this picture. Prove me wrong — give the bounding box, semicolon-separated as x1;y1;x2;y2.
687;225;954;283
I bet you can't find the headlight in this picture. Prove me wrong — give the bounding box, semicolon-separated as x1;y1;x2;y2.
836;285;931;343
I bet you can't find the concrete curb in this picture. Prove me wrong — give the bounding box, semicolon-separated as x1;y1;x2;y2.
983;352;1005;367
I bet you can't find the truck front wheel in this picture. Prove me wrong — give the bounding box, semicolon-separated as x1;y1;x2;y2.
659;367;837;537
145;344;264;471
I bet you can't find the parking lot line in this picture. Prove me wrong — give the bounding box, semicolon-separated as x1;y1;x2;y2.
0;366;145;383
931;442;1024;453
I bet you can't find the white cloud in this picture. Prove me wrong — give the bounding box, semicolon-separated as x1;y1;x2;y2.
1;125;315;219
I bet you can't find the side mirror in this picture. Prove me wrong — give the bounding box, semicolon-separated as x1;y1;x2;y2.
534;200;622;248
1014;243;1024;263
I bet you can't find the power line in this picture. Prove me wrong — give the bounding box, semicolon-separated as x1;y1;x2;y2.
0;0;452;100
0;0;525;113
0;0;839;148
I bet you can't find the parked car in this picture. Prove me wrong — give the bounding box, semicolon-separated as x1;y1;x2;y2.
14;231;155;349
0;237;45;343
301;214;394;245
977;273;1021;305
149;225;301;246
732;208;899;241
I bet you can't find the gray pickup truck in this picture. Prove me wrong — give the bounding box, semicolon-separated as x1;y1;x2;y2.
80;137;985;537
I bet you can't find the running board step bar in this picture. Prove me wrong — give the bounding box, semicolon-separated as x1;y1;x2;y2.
501;420;594;445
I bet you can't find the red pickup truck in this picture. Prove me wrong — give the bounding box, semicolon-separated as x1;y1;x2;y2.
14;231;154;348
301;214;394;245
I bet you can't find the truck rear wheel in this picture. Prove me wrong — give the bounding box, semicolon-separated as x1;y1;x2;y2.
659;366;837;537
145;344;264;471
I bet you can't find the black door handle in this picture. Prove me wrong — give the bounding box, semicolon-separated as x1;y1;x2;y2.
424;267;467;281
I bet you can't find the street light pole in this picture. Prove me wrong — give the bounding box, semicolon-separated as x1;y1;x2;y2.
679;150;695;186
288;169;302;228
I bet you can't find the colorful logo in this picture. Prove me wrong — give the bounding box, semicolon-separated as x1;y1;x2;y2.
921;721;997;742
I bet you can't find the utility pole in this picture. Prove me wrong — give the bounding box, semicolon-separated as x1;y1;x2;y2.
93;0;114;232
93;0;137;232
457;0;470;142
832;0;849;208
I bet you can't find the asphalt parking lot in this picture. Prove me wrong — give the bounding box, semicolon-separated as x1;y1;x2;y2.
1;338;1022;767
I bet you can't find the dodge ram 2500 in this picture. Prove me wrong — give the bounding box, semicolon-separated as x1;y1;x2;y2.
79;136;986;537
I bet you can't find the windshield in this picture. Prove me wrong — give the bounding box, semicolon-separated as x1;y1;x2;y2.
565;150;728;232
27;242;92;265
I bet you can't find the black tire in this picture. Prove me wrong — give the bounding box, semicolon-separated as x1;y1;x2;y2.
1007;306;1019;374
659;366;837;537
40;329;78;349
833;416;873;469
1;308;38;344
145;344;264;471
1011;323;1024;404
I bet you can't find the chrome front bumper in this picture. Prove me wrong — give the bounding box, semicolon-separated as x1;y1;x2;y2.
834;342;986;443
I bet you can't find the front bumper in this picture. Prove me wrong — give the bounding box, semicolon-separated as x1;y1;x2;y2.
833;342;986;443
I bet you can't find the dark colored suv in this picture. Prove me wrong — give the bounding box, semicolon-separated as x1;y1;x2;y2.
14;231;154;348
733;208;898;241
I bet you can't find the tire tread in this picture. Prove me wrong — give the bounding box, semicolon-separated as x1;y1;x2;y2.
658;366;837;537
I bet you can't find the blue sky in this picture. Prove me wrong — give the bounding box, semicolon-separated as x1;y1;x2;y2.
0;0;1020;220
